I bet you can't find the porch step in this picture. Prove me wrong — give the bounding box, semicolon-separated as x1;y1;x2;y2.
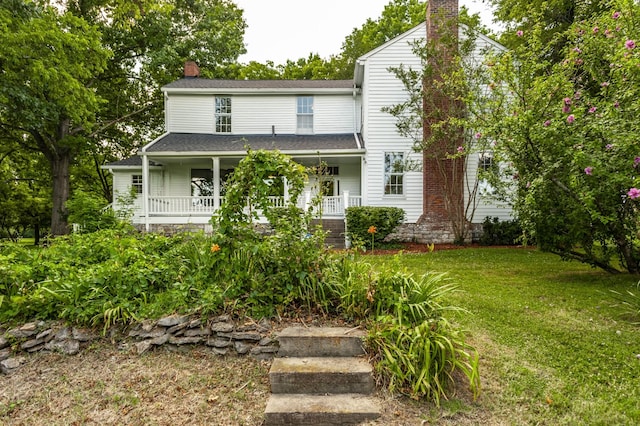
264;394;380;426
264;327;380;425
277;326;366;357
311;219;346;248
269;357;374;394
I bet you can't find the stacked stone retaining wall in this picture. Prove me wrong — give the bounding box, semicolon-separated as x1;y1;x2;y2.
0;315;279;375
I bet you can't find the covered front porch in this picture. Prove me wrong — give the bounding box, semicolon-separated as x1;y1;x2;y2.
130;154;363;229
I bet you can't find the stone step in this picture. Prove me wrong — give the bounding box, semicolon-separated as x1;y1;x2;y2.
269;357;374;394
264;393;381;426
277;326;366;358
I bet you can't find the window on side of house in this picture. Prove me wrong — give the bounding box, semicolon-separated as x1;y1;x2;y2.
132;174;143;194
384;152;404;195
296;96;313;134
215;97;232;133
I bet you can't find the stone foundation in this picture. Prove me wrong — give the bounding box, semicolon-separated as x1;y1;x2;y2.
1;315;279;375
385;220;482;244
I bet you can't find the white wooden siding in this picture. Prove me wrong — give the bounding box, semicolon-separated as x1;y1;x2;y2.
359;24;512;223
166;93;358;135
167;95;214;133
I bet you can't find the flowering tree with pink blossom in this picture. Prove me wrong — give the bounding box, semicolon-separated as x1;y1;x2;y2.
484;0;640;273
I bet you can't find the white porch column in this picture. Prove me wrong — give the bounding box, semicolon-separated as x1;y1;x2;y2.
343;190;351;248
343;190;350;213
212;157;220;209
142;154;150;232
361;156;367;207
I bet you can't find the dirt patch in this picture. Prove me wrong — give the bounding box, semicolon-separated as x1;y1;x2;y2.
0;341;503;425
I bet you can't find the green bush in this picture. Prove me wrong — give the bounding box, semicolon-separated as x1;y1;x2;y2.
66;191;120;233
345;206;405;249
479;216;525;246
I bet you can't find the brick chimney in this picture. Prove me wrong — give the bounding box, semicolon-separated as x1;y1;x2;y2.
420;0;464;237
184;61;200;78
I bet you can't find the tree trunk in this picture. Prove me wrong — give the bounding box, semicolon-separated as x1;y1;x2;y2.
50;152;71;236
34;222;41;246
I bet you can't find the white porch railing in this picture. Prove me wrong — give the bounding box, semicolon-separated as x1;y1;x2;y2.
149;196;217;215
145;194;362;217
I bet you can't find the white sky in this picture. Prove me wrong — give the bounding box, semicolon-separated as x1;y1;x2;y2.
234;0;498;64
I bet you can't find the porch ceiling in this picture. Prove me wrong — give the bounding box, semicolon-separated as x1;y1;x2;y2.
143;133;364;155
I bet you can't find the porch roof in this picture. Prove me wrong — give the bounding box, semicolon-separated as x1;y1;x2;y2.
141;133;365;156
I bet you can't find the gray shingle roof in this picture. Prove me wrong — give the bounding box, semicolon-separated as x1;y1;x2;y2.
103;157;163;167
163;79;355;90
145;133;364;153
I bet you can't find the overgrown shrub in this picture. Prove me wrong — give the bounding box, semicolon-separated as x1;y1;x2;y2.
345;206;405;249
479;216;525;246
66;190;120;233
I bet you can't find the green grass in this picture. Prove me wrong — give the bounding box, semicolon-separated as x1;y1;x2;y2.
369;248;640;425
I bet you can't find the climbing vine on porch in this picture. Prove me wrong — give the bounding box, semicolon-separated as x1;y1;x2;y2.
211;149;310;238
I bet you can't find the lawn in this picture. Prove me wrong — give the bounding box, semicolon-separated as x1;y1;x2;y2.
368;247;640;424
2;247;639;425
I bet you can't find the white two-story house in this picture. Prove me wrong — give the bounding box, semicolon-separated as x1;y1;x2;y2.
103;1;512;243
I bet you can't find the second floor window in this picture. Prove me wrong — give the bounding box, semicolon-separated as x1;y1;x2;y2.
297;96;313;133
384;152;404;195
215;97;231;133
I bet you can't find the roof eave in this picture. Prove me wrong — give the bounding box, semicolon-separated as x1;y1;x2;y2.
161;87;355;95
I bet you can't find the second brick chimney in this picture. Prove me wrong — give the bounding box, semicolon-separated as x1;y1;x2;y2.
184;61;200;78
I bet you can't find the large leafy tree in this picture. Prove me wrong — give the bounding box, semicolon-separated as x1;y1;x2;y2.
484;0;640;273
0;0;246;235
491;0;614;62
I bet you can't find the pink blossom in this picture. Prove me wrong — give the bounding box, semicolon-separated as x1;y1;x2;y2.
613;11;621;19
593;27;599;34
588;106;597;113
606;144;614;150
601;81;610;87
563;105;571;114
457;146;465;153
544;120;551;127
584;167;593;175
634;157;640;167
626;40;636;50
564;97;572;105
573;47;582;53
567;115;575;123
475;132;482;139
628;188;640;199
517;30;523;37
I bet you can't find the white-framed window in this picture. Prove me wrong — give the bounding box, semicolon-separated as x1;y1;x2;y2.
132;174;143;194
384;152;404;195
215;97;231;133
296;96;313;133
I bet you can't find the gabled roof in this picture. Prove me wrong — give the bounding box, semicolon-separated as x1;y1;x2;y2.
141;133;364;156
162;79;357;95
354;22;506;86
